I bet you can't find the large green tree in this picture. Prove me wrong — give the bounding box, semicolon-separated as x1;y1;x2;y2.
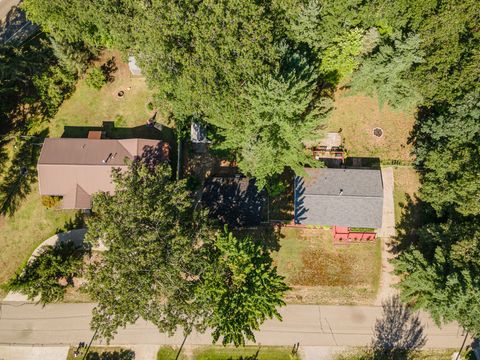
376;0;479;105
23;0;277;126
201;229;289;346
85;160;288;344
394;220;480;336
348;33;423;110
218;48;329;188
414;91;480;217
85;161;213;340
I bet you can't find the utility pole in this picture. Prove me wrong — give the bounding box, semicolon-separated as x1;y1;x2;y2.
455;331;469;360
82;327;99;360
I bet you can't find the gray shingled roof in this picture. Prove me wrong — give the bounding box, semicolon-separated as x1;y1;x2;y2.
295;168;384;228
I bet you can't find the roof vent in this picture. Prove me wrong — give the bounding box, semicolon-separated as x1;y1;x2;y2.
102;153;113;164
339;189;344;196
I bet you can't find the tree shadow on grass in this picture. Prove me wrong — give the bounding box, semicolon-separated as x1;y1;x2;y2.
55;211;86;233
390;194;437;256
86;349;135;360
0;129;48;216
370;295;426;360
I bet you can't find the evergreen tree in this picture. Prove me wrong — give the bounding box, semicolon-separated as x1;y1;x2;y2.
394;220;480;336
218;49;329;188
415;91;480;217
375;0;479;105
348;33;423;111
4;241;84;305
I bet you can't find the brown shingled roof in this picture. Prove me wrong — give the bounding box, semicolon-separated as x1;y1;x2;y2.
37;138;169;209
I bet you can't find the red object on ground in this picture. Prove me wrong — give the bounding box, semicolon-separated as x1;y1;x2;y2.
333;226;376;242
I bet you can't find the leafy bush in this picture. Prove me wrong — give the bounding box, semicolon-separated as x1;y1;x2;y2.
267;180;288;197
4;240;85;304
85;67;107;90
41;195;62;208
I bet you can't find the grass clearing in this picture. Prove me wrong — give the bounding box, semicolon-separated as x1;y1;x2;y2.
192;346;293;360
157;346;187;360
273;228;381;305
66;346;134;360
0;190;76;298
50;50;156;138
393;167;421;225
325;90;415;163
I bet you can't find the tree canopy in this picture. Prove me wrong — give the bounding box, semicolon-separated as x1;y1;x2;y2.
85;161;213;340
201;229;289;346
394;220;480;336
85;160;287;344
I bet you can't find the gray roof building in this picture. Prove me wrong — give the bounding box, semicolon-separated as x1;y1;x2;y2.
294;168;383;228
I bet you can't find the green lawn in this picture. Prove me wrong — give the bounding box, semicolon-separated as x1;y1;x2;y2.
325;90;415;164
157;346;187;360
0;190;77;298
393;167;421;225
193;346;293;360
50;50;156;138
66;346;134;360
272;227;382;305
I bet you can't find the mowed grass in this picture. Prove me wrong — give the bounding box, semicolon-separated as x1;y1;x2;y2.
158;346;187;360
393;167;421;225
325;90;415;163
0;190;76;298
193;346;293;360
273;228;381;305
50;50;155;137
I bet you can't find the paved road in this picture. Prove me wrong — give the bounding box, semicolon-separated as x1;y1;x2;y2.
0;303;466;349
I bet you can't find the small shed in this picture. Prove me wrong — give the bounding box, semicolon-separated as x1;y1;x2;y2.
128;56;142;76
191;122;208;143
191;122;209;153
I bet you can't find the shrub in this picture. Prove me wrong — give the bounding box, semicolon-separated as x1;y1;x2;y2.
267;180;288;197
85;67;107;90
4;240;85;304
41;195;62;208
147;101;154;111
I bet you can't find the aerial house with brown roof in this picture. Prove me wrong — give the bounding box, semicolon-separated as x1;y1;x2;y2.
37;138;169;209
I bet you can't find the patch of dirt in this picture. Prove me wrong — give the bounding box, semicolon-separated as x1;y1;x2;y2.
292;249;357;286
326;89;415;162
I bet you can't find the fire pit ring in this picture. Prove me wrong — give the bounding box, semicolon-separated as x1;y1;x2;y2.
117;90;125;98
373;127;383;138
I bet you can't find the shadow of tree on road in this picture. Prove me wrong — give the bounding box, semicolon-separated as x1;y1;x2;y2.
371;295;426;359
